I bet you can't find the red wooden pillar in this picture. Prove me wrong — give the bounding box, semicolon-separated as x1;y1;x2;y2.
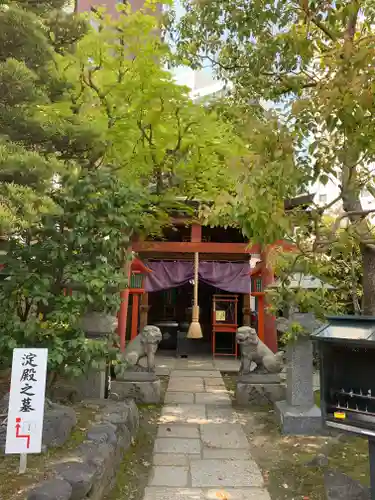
191;223;202;242
131;293;140;340
118;252;132;352
261;249;277;353
139;292;149;331
257;295;265;343
119;288;130;352
242;293;251;326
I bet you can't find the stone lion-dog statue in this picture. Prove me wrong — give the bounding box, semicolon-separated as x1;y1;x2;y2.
116;325;162;378
236;326;284;375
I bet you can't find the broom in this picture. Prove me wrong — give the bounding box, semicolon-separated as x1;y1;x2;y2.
187;252;203;339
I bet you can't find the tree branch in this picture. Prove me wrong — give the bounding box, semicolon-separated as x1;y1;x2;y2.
314;208;375;252
299;1;338;41
345;2;360;41
343;209;375;219
320;194;342;213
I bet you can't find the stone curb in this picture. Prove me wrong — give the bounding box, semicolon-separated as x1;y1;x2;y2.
27;399;139;500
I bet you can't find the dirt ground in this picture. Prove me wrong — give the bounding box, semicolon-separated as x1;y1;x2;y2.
223;374;369;500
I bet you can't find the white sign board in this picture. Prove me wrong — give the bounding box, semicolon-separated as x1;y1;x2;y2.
5;348;48;454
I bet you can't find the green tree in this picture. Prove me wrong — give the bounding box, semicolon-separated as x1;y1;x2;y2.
0;2;242;378
176;0;375;314
0;0;100;232
52;4;241;207
0;167;153;379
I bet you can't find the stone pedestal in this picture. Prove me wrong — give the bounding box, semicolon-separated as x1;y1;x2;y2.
80;312;117;339
76;366;107;399
236;374;286;406
275;336;322;435
111;372;161;404
275;401;322;435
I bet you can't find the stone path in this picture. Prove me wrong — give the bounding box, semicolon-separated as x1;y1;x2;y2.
142;360;271;500
153;354;320;391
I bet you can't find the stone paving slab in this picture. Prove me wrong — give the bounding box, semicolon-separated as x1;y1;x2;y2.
201;448;253;460
154;437;201;454
190;459;264;488
148;466;189;487
205;406;241;424
165;391;195;404
213;359;241;372
203;386;228;394
167;386;206;394
204;489;271;499
169;376;204;383
200;424;249;449
168;379;205;393
143;487;271;500
171;370;221;378
203;378;226;387
195;392;231;405
153;454;190;466
144;356;176;372
157;424;200;439
152;354;242;375
160;404;207;424
175;360;216;370
143;488;203;500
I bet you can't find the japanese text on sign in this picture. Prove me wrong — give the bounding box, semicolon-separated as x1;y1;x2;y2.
5;348;48;454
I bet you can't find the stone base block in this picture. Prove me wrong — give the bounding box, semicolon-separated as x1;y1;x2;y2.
111;379;161;404
236;380;286;406
76;369;107;399
275;400;323;435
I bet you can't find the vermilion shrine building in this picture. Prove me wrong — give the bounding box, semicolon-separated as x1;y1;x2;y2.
119;220;295;356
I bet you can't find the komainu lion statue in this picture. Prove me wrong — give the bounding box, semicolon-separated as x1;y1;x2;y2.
236;326;284;375
115;325;162;378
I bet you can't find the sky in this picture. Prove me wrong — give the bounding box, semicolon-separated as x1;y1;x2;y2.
170;0;218;91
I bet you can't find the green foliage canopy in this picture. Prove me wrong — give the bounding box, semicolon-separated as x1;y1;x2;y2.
175;0;375;314
53;4;241;206
0;0;99;232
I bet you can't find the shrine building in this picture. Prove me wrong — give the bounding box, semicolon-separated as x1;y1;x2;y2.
117;192;316;356
119;217;296;357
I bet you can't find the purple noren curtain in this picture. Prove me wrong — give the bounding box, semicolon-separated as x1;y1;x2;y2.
145;261;193;293
145;261;250;294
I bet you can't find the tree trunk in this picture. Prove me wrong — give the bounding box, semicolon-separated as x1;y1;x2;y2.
360;244;375;315
341;163;374;315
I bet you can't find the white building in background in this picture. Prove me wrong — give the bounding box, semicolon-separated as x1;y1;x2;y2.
170;0;226;101
312;177;375;217
189;71;226;101
172;61;226;102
